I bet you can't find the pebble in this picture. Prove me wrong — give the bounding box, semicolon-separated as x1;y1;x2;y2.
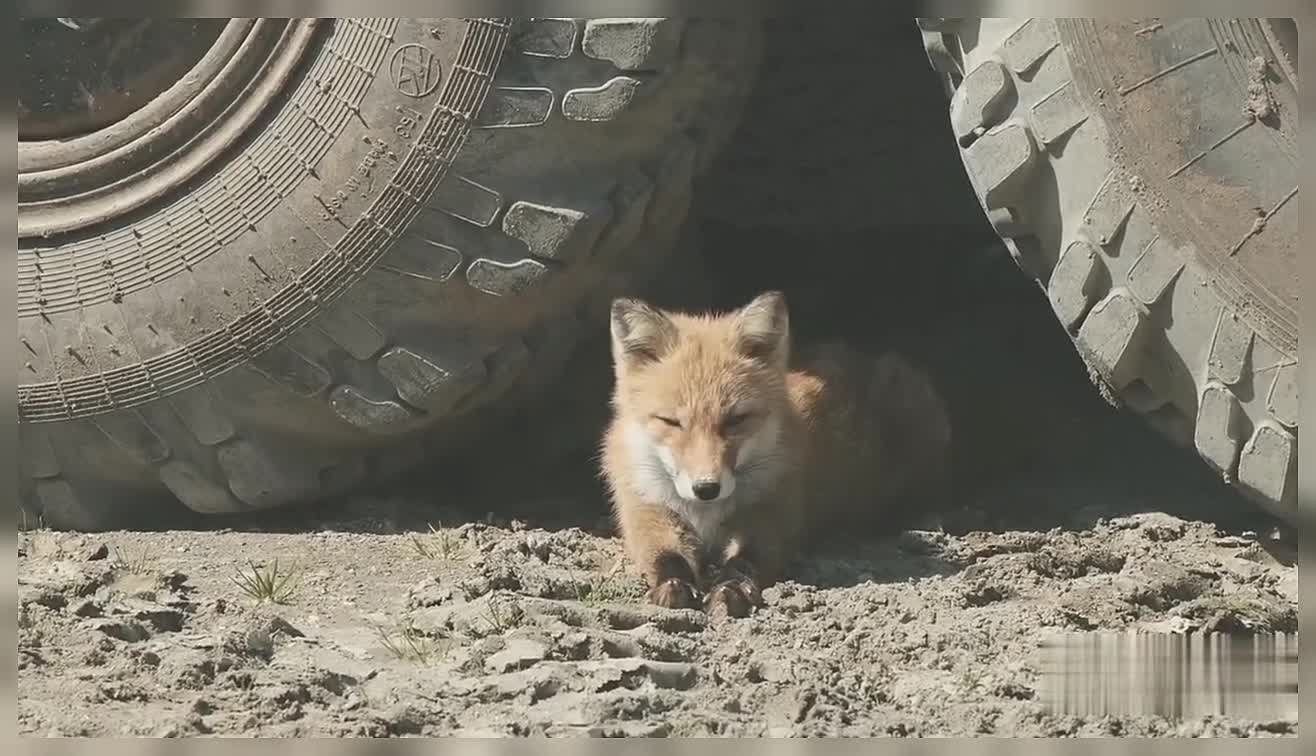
484;638;549;673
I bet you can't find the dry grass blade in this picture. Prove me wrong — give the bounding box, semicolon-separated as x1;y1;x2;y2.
111;545;155;576
375;619;450;664
18;509;46;533
571;558;642;606
408;522;464;562
476;591;526;635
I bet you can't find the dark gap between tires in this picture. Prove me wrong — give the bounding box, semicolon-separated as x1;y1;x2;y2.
176;16;1276;543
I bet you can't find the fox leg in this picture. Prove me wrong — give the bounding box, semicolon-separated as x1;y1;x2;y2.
614;501;704;609
703;530;789;618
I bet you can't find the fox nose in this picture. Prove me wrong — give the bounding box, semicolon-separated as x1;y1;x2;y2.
692;480;721;501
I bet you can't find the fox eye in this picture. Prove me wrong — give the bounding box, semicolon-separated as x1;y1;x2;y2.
654;415;682;428
723;411;751;429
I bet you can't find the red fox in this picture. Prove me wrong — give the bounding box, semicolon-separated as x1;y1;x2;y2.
600;291;951;617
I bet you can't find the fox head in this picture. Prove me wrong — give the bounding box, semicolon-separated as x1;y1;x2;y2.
608;291;792;506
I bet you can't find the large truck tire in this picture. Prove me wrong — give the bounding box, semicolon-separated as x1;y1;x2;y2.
17;17;763;530
917;18;1298;524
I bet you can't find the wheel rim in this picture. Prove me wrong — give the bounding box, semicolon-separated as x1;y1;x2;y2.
19;18;227;141
18;18;322;238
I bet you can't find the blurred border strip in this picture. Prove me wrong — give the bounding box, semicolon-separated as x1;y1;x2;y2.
19;1;777;19
918;0;1307;16
1036;630;1298;720
8;733;1314;750
9;1;1313;750
12;0;1310;18
1;1;16;746
1297;1;1316;753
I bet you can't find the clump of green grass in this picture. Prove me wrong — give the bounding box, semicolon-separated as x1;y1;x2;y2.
229;559;300;604
111;545;156;576
408;523;465;562
958;666;986;694
375;618;451;664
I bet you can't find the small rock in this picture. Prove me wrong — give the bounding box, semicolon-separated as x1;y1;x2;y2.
155;712;210;737
94;619;150;643
409;578;461;609
557;630;592;659
447;726;510;738
23;587;68;611
961;580;1006;606
97;681;149;702
1256;719;1295;735
19;648;46;669
1274;570;1298;602
897;530;947;554
524;533;552;562
135;607;185;633
160;570;190;590
1140;615;1199;634
1141;518;1186;541
778;593;818;615
262;615;305;639
899;630;929;652
993;680;1034;700
747;658;793;684
484;638;548;673
84;543;110;561
341;691;365;711
380;704;426;736
1234;543;1268;563
155;722;183;738
1222;557;1265;581
793;688;817;722
587;722;672;737
72;599;103;618
614;658;697;690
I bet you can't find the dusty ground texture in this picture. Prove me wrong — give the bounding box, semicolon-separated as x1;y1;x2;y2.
17;453;1298;738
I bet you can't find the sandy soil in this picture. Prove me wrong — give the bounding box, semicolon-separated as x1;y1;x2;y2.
17;452;1298;737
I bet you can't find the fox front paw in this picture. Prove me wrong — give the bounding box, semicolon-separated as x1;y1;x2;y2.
703;580;759;619
646;577;701;609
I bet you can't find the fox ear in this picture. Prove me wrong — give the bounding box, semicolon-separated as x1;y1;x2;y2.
610;298;676;368
734;291;789;366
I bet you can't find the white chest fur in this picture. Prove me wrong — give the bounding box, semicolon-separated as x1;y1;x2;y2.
620;421;739;547
664;496;737;547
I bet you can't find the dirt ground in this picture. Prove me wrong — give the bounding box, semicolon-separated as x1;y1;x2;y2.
17;421;1299;738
